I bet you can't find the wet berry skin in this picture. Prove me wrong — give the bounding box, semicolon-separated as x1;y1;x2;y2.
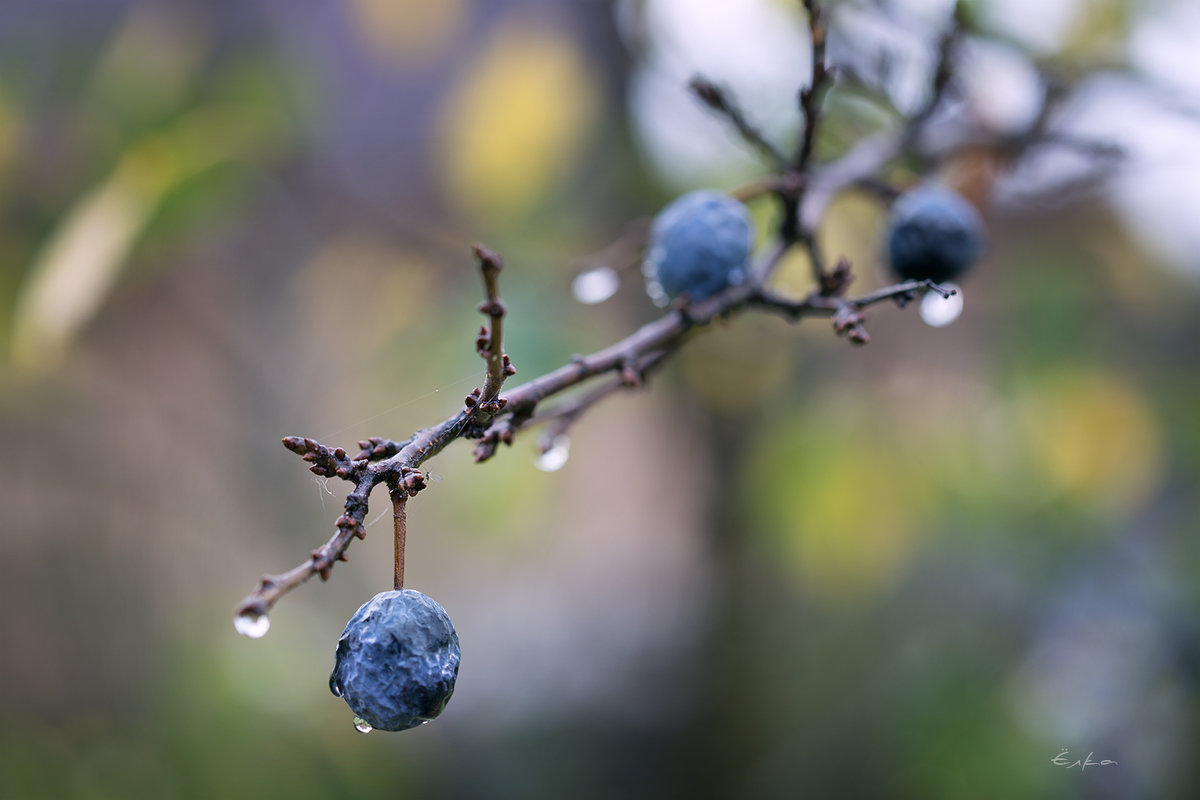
330;589;460;731
887;186;984;284
643;190;754;302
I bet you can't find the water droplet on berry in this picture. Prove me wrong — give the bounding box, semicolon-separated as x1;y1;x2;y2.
329;675;344;698
919;284;964;327
641;255;670;307
535;436;571;472
353;716;373;734
572;267;620;305
644;279;669;308
233;612;270;639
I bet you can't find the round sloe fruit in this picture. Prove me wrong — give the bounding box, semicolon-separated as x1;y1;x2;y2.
886;185;984;284
643;190;754;303
330;589;460;732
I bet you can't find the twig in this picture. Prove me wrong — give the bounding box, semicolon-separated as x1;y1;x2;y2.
796;0;833;171
689;76;789;170
903;12;963;142
236;473;372;619
528;350;670;454
281;436;363;481
354;436;411;462
752;278;954;317
472;244;512;409
752;277;954;346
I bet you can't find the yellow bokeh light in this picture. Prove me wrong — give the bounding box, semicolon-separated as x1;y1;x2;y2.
436;22;601;226
745;409;935;604
786;448;926;600
1019;368;1164;515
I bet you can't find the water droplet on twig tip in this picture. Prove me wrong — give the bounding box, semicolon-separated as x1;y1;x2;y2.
919;284;964;327
233;612;270;639
535;436;571;472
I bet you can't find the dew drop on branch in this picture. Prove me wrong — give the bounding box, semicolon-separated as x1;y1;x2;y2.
919;284;964;327
535;436;571;472
353;716;373;734
233;612;270;639
571;267;620;305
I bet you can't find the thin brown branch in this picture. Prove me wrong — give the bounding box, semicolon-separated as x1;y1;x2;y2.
752;278;954;318
501;312;691;416
903;13;963;141
472;243;514;412
235;463;427;619
235;473;373;620
690;76;789;170
796;0;833;170
527;350;670;454
470;311;690;464
354;436;410;462
282;436;363;480
752;277;955;346
850;278;956;307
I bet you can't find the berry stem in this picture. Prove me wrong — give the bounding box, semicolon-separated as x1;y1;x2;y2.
391;489;408;590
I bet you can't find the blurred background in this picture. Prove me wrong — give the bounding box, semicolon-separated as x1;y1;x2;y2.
1;0;1198;797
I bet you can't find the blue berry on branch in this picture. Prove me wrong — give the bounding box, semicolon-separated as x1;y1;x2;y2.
886;185;984;284
643;190;754;304
330;589;461;732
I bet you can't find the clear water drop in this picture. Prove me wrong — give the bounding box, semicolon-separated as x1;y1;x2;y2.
641;253;670;308
233;612;270;639
535;435;571;472
353;716;373;734
329;674;344;698
571;266;620;305
919;284;964;327
646;283;669;307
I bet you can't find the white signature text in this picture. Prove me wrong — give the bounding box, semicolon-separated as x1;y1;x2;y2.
1051;749;1117;771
